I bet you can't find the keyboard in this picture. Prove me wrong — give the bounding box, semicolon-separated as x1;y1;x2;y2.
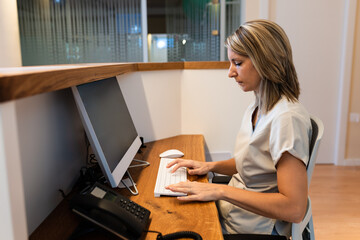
154;158;187;197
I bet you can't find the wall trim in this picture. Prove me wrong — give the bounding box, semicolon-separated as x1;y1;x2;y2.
342;159;360;166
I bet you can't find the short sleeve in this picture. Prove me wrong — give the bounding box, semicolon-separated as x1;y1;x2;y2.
269;113;311;166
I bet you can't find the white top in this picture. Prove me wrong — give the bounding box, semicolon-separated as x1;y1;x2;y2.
217;97;312;237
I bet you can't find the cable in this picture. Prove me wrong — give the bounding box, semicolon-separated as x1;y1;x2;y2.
145;230;202;240
146;230;162;235
84;131;97;165
58;189;67;199
89;153;97;164
84;131;89;165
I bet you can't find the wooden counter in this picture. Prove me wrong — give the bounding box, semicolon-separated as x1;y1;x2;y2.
0;61;229;103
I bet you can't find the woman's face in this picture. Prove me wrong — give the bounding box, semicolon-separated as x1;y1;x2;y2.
227;48;261;93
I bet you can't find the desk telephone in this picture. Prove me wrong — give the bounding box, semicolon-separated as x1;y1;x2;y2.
70;182;202;240
70;182;150;239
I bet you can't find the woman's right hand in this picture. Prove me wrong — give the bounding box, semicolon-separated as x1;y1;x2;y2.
167;159;212;176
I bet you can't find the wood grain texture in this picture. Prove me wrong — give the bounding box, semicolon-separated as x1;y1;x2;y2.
184;61;229;69
0;62;229;103
29;135;224;240
124;135;223;240
136;62;184;71
0;63;137;103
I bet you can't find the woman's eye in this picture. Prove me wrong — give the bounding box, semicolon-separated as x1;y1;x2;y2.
235;62;242;67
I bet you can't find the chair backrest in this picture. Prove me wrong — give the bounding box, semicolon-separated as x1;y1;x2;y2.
291;116;324;240
306;116;324;187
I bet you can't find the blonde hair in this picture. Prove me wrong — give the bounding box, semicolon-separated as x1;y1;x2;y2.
225;19;300;113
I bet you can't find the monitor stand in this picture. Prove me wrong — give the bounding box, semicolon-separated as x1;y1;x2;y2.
120;159;150;195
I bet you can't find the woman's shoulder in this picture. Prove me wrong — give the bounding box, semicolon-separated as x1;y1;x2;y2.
268;97;310;124
274;96;307;112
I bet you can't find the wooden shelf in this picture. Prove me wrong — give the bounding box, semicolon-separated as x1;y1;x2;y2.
0;61;229;103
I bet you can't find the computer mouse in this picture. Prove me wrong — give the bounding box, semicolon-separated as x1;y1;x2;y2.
159;149;184;158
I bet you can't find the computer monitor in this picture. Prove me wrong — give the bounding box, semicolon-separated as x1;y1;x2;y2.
72;77;147;195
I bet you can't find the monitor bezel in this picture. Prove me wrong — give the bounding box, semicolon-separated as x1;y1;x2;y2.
71;78;142;188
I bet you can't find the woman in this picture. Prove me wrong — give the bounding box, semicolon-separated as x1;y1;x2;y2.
166;19;312;237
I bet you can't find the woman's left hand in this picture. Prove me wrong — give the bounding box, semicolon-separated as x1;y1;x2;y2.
165;181;223;201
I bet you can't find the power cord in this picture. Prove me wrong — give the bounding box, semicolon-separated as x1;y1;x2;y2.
145;230;202;240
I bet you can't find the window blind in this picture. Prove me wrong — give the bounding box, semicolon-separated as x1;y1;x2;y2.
17;0;143;66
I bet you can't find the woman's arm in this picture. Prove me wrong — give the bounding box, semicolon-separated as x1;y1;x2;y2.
167;152;308;223
211;158;238;175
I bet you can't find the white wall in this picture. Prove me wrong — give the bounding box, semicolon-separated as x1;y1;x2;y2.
118;70;253;160
181;69;253;158
0;102;27;240
268;0;350;164
0;0;21;67
16;89;85;234
117;70;182;142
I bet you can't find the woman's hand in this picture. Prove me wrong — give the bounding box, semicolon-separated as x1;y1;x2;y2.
167;159;212;175
166;181;223;201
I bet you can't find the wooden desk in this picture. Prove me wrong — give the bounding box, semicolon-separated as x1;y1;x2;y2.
30;135;224;240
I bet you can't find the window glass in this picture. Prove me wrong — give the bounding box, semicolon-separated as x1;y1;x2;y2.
17;0;242;65
17;0;143;66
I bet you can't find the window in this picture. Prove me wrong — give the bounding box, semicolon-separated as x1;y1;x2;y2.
17;0;242;66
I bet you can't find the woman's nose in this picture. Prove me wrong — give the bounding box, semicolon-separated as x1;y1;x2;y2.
228;65;237;78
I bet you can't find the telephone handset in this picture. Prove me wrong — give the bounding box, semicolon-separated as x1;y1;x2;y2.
70;182;151;240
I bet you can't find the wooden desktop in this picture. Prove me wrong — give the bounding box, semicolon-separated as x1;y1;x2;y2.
30;135;224;240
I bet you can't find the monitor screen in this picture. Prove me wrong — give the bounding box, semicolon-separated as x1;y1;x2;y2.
72;77;141;189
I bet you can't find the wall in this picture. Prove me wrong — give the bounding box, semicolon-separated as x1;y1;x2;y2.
117;71;182;142
0;0;21;67
346;2;360;161
16;89;85;234
181;69;253;158
268;0;348;164
117;69;251;158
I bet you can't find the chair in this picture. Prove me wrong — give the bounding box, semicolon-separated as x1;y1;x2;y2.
214;116;324;240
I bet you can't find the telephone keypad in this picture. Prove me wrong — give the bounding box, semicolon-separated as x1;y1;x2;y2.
116;195;150;223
